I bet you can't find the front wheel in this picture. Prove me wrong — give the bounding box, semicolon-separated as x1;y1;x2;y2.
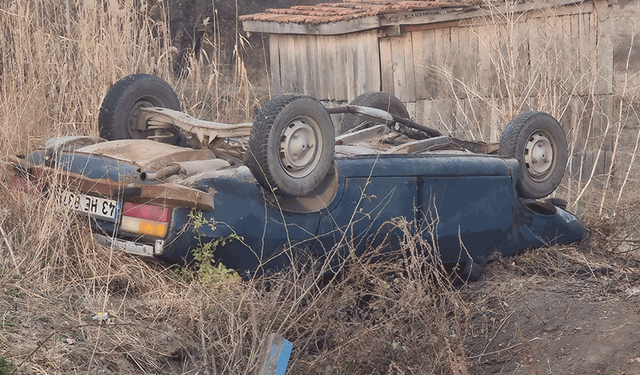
248;95;335;197
498;111;568;199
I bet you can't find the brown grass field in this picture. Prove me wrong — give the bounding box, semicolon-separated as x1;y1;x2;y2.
1;1;640;374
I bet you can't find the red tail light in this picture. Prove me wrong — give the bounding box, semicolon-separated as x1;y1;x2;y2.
11;175;43;194
122;202;171;222
120;202;171;237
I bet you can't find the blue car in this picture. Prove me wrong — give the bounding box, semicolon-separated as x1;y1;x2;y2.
8;75;586;278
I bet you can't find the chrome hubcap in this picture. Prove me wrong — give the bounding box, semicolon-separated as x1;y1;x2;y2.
279;118;321;178
524;131;554;180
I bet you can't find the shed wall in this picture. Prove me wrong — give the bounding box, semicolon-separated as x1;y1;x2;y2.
268;1;613;149
268;30;380;101
381;2;613;144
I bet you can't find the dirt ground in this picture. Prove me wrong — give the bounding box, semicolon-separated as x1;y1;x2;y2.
458;117;640;374
465;241;640;375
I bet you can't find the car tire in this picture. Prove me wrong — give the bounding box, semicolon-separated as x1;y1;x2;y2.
498;111;568;199
99;74;182;144
339;92;415;135
461;259;483;282
248;94;335;197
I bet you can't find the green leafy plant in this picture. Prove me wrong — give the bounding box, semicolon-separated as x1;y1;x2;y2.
183;211;242;284
4;289;23;298
0;357;13;375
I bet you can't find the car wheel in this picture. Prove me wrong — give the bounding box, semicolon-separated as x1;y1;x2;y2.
99;74;182;144
498;111;568;199
339;92;417;136
248;94;335;197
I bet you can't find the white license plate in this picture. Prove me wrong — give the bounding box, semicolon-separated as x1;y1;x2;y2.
61;190;120;221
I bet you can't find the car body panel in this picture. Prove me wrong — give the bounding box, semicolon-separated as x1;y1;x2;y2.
8;138;587;277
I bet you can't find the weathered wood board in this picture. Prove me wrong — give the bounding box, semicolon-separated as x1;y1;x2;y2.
267;1;613;152
269;30;380;101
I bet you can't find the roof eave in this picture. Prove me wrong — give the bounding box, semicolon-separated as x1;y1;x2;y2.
242;15;382;36
242;0;590;36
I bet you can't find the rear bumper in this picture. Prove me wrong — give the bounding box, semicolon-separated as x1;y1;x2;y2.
93;233;165;257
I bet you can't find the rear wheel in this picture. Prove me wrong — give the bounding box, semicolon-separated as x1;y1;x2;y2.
339;92;409;133
248;95;335;197
498;111;568;199
98;74;182;144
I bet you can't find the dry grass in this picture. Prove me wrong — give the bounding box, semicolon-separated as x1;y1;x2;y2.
1;188;471;374
0;0;262;155
0;3;469;374
2;0;640;374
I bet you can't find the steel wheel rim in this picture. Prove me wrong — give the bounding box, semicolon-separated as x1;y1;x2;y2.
279;116;322;178
524;130;554;181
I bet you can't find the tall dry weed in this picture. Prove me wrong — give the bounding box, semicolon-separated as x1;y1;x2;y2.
0;1;468;374
147;218;470;374
0;0;260;373
0;1;179;346
0;0;173;153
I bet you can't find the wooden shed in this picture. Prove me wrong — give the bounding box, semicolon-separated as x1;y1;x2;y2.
241;0;614;168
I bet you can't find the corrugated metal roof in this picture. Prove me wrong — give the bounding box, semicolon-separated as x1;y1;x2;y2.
239;0;482;25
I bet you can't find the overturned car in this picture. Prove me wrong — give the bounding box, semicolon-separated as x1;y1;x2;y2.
7;74;586;277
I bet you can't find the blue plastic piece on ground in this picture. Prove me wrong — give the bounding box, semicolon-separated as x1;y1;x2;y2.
259;333;292;375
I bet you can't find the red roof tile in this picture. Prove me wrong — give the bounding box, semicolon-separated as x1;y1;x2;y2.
239;0;481;25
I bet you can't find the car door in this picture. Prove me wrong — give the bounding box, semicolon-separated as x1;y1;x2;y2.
315;156;419;259
416;155;516;264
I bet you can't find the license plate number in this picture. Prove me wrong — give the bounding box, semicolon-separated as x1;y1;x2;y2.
61;191;120;221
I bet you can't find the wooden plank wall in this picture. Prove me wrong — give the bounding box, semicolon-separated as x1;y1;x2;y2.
268;0;613;152
269;30;381;101
379;0;613;146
